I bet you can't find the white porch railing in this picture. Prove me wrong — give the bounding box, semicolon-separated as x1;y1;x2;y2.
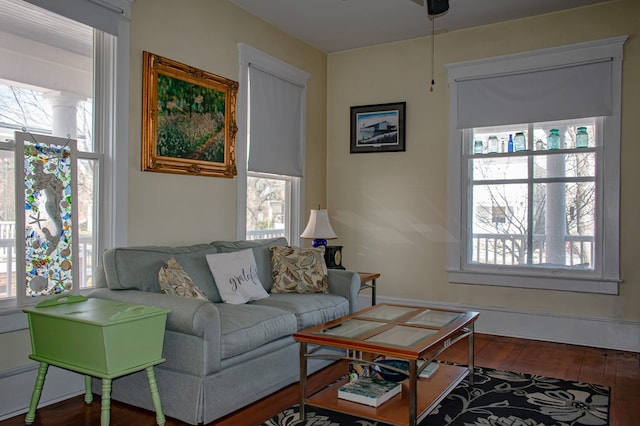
472;233;594;267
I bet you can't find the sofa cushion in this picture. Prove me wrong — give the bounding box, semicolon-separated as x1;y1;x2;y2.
270;246;328;294
102;244;224;302
211;237;288;292
251;293;349;330
158;258;208;300
205;249;269;304
216;303;297;359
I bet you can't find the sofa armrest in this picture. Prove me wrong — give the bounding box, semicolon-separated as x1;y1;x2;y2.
327;269;361;313
89;288;221;338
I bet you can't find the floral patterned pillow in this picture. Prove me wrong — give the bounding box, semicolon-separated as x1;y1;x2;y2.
158;257;208;300
270;246;328;294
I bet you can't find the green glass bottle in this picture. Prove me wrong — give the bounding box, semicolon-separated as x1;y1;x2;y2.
576;127;589;148
473;140;484;154
548;129;560;150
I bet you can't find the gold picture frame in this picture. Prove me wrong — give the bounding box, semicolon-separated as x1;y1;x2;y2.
142;51;238;177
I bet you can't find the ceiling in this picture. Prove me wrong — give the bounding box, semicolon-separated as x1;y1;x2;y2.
228;0;611;53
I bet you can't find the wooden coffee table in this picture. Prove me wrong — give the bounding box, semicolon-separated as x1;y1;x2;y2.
293;304;479;426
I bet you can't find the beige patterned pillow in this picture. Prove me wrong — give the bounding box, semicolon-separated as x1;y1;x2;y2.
159;258;208;300
270;246;328;294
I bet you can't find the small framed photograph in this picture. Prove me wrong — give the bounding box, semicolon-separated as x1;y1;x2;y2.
141;51;238;178
350;102;406;153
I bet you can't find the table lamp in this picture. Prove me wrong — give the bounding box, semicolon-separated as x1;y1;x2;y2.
300;209;337;247
300;209;344;269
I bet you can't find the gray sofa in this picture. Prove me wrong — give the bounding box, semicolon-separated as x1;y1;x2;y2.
89;237;360;425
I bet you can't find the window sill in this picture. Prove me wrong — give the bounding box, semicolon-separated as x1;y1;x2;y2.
448;270;619;295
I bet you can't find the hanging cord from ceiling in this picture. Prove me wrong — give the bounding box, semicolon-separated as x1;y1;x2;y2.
430;16;435;92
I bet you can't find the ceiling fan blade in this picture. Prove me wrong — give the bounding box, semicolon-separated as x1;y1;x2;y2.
409;0;424;5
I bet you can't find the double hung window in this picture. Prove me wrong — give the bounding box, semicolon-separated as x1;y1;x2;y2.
0;0;129;308
238;44;309;244
446;37;626;294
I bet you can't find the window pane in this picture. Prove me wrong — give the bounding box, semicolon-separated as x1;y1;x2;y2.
246;176;287;240
471;183;529;265
533;182;595;269
533;122;597;151
0;149;15;300
472;124;527;154
77;158;96;288
533;152;596;179
472;156;528;181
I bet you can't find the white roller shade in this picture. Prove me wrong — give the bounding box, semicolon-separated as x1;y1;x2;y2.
25;0;130;35
248;64;305;177
456;59;613;129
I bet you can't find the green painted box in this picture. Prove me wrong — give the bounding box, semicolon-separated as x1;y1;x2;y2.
23;295;170;378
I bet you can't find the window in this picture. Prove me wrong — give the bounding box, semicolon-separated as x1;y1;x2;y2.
237;44;309;244
0;0;130;309
446;37;626;294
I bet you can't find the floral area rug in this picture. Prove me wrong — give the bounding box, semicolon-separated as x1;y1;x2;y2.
262;366;610;426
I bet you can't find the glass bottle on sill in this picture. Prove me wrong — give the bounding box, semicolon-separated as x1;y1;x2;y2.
514;132;526;151
473;140;484;154
507;134;514;152
576;126;589;148
548;128;560;150
487;136;498;153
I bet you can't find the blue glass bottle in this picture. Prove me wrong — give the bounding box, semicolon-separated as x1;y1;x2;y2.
507;134;514;152
548;129;560;150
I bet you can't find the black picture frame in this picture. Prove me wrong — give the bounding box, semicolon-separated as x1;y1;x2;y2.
350;102;406;153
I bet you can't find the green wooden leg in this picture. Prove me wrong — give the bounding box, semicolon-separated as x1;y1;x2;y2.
100;378;112;426
145;366;166;426
25;362;49;424
84;375;93;404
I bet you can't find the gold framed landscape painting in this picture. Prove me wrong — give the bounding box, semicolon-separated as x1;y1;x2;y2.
142;51;238;177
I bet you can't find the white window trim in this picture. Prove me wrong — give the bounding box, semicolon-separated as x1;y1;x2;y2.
97;20;130;250
237;44;307;244
446;36;626;295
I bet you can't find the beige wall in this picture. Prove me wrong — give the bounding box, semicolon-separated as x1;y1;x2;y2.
127;0;327;245
327;0;640;321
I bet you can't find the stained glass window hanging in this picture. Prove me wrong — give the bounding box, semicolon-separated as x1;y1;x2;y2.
16;131;78;301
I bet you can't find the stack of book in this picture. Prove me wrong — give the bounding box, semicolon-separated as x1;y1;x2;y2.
337;377;402;407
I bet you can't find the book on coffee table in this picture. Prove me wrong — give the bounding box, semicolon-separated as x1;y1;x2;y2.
338;377;402;407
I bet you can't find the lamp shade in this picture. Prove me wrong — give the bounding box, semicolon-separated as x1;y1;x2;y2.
300;209;337;240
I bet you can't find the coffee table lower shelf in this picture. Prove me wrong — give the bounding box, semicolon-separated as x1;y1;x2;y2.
304;363;469;426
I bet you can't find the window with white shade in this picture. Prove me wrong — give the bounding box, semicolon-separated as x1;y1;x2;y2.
446;36;626;294
237;44;309;244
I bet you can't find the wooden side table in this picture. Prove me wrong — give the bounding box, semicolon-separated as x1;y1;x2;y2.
358;272;380;305
23;296;170;426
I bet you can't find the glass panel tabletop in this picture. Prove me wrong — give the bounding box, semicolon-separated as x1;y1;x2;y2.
405;309;463;328
365;325;437;347
355;305;418;321
315;319;384;338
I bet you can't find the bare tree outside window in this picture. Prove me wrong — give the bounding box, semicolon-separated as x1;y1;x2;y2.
246;176;287;240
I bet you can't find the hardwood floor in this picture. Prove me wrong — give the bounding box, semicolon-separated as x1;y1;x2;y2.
2;334;638;426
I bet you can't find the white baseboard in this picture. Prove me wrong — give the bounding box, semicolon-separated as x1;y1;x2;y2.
0;362;84;421
357;295;640;353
